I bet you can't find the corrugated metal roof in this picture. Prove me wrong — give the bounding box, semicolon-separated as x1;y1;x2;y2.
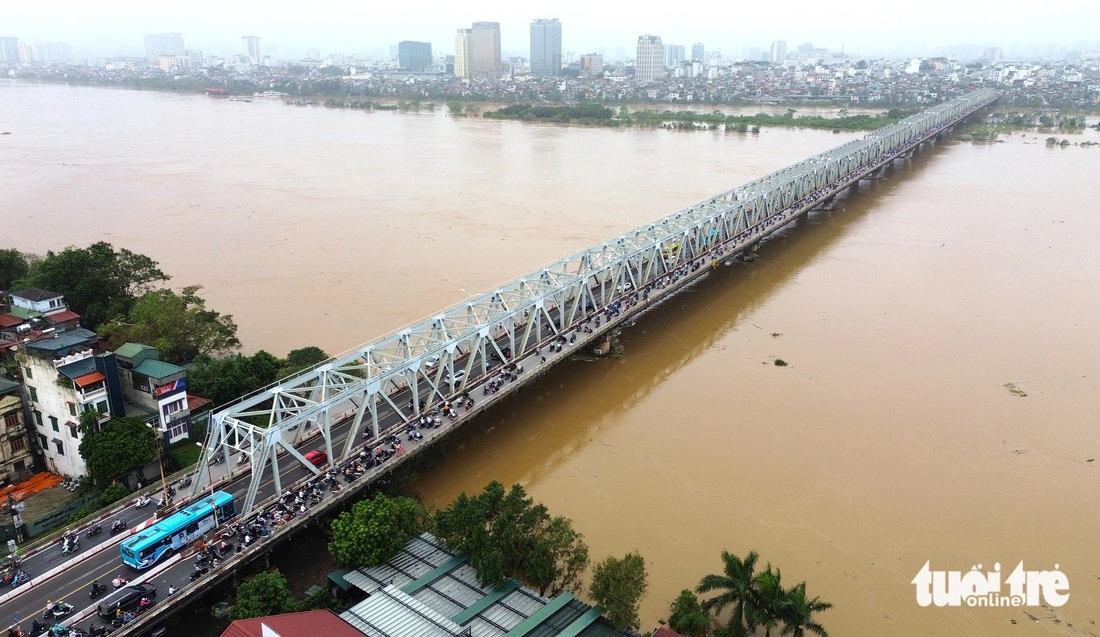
344;533;459;596
115;342;155;360
133;358;184;379
340;584;466;637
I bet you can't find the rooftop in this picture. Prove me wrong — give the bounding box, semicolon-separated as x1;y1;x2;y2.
0;378;19;397
23;329;98;357
10;288;62;303
133;358;184;380
0;314;24;329
221;610;362;637
44;310;81;324
115;342;157;361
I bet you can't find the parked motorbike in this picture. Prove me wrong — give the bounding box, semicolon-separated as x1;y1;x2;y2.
109;519;126;535
86;522;102;538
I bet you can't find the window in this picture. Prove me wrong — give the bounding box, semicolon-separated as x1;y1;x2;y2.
28;387;37;403
10;437;26;453
53;439;64;455
68;403;77;416
163;398;186;416
49;416;59;432
37;434;47;450
68;425;78;439
23;366;32;379
33;411;42;427
167;420;188;441
96;400;108;415
4;413;18;429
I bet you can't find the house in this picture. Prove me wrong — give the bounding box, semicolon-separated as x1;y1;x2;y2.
13;330;125;478
221;610;362;637
114;343;193;444
0;378;34;484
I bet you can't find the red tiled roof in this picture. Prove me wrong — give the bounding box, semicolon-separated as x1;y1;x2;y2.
45;310;81;323
187;394;212;411
0;314;24;328
221;610;361;637
73;371;106;387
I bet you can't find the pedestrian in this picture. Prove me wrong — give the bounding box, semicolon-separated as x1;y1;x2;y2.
168;585;177;595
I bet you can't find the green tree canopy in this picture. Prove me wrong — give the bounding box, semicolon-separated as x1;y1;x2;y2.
228;571;299;620
186;350;283;407
780;582;832;637
279;346;329;379
0;248;32;291
98;285;240;364
667;589;709;637
16;241;169;329
328;493;426;568
78;416;157;487
590;550;648;631
434;481;588;595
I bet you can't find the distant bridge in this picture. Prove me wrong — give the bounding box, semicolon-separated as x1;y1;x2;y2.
192;88;1000;514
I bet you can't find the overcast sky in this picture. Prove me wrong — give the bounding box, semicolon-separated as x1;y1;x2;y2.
7;0;1099;61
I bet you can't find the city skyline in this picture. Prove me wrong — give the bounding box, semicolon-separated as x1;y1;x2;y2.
4;0;1100;63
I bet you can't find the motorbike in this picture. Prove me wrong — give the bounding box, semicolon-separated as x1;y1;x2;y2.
134;495;151;509
61;536;79;555
177;475;193;489
189;565;208;581
109;519;126;535
10;569;30;588
90;581;108;598
86;522;102;538
42;601;75;620
88;624;114;637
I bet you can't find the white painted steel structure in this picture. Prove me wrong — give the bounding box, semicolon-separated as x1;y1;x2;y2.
193;89;1000;513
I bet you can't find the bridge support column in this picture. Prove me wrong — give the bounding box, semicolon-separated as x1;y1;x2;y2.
738;244;760;262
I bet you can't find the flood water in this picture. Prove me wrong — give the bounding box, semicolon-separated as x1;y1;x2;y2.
2;82;1098;636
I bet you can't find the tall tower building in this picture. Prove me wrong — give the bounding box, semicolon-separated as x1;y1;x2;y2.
242;35;263;65
398;41;433;71
144;33;185;62
469;22;502;78
665;44;685;67
691;43;705;61
635;34;664;83
0;37;19;64
770;40;787;63
454;29;471;77
530;18;562;77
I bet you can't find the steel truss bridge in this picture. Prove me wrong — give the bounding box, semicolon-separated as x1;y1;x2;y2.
192;88;1000;513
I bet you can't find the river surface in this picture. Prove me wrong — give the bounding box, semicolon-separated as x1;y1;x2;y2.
2;82;1098;636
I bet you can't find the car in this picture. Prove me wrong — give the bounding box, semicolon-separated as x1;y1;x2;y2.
304;450;328;467
425;354;441;370
97;583;157;620
444;369;466;383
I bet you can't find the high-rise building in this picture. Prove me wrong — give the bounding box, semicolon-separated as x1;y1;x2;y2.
635;34;664;83
242;35;263;65
666;44;685;67
770;40;787;63
691;43;705;61
144;33;185;62
469;22;502;78
454;29;471;77
398;41;433;71
580;53;604;76
530;18;562;77
0;37;19;64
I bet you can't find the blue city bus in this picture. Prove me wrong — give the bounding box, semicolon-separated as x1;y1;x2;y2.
119;491;236;569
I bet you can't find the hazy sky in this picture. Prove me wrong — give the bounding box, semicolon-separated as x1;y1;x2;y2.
7;0;1100;61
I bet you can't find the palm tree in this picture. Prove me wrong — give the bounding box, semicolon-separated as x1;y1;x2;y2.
76;407;102;437
780;582;832;637
695;550;760;637
750;564;788;637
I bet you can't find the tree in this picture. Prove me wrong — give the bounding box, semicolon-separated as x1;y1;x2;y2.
187;351;283;407
590;551;648;631
0;248;31;291
228;571;299;620
98;286;240;364
779;582;831;637
525;515;589;596
749;564;787;637
667;589;710;637
78;416;157;487
696;550;761;637
328;494;425;567
279;346;328;379
434;481;588;595
76;407;102;438
16;242;169;329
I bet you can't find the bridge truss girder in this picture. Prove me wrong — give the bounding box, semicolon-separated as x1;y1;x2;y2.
192;88;1000;514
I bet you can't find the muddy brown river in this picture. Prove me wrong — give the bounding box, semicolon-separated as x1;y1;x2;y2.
2;82;1097;636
